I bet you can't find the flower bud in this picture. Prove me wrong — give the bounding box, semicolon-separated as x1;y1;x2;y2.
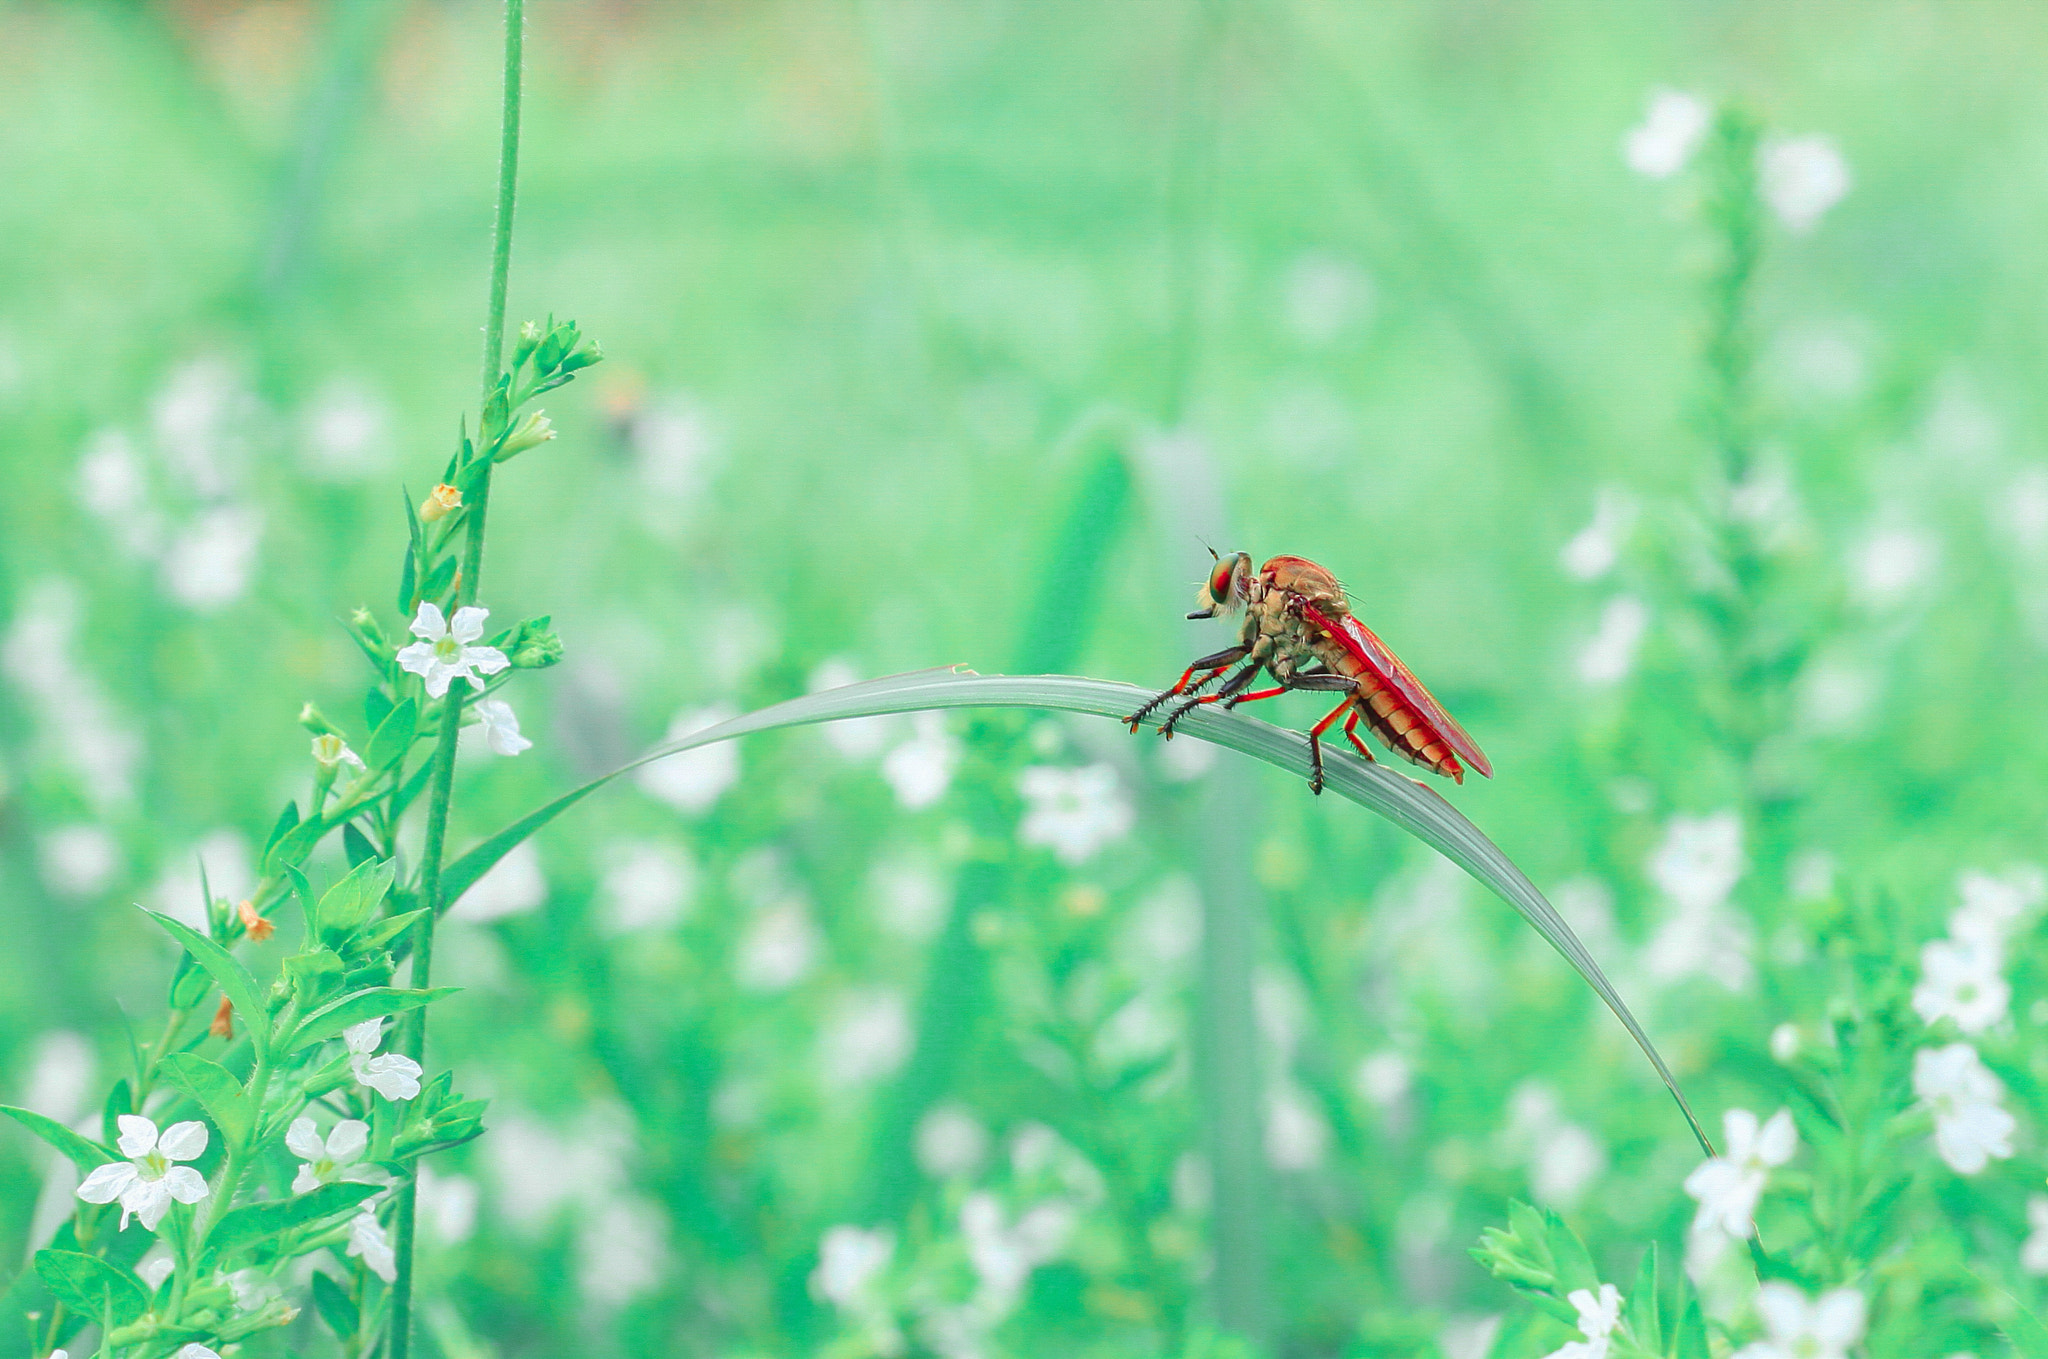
480;384;511;444
505;616;563;669
494;411;556;462
536;322;577;373
237;898;275;943
513;319;544;369
559;337;604;374
210;995;235;1040
349;607;389;652
312;734;367;773
299;703;342;737
418;483;462;523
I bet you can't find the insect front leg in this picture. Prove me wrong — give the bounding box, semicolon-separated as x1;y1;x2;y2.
1124;645;1251;731
1158;660;1265;738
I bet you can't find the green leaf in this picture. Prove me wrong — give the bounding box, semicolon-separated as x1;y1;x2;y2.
341;822;378;869
286;986;458;1053
101;1078;134;1148
350;907;429;957
396;543;418;617
365;684;395;734
364;697;418;771
420;553;457;602
207;1182;383;1265
263;813;328;875
142;910;270;1048
0;1106;115;1175
1544;1208;1598;1296
262;800;302;856
155;1053;253;1145
439;667;1711;1152
34;1250;147;1327
311;1268;359;1339
1624;1244;1661;1351
284;948;346;1011
316;857;396;944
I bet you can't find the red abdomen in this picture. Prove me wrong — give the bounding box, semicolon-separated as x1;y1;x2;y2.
1296;600;1492;783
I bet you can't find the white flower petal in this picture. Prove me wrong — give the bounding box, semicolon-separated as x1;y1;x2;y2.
359;1053;424;1101
162;1165;210;1204
1811;1289;1868;1347
448;606;489;644
155;1120;208;1162
343;1017;385;1055
1753;1108;1797;1166
76;1161;138;1204
285;1116;325;1161
410;602;448;641
115;1114;159;1158
292;1164;323;1195
466;645;510;677
326;1118;371;1162
126;1179;175;1232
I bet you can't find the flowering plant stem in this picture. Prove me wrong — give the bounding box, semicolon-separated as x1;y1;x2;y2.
387;1;523;1354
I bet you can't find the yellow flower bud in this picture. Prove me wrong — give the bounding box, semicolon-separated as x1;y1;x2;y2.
419;483;463;523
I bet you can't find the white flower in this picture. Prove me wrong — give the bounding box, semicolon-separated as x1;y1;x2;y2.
881;713;958;809
1769;1024;1802;1064
1913;1043;2015;1174
286;1116;384;1194
2023;1195;2048;1275
1544;1282;1623;1359
1912;936;2010;1034
820;989;914;1088
175;1347;222;1359
1650;811;1746;912
637;706;740;813
598;839;696;934
1016;764;1134;865
916;1104;991;1179
1951;866;2045;946
473;698;532;756
1623;88;1710;178
311;733;367;773
451;839;548;923
1560;487;1638;580
395;603;509;698
135;1242;175;1289
1733;1282;1865;1359
1683;1107;1795;1238
347;1205;397;1282
1758;135;1851;234
161;505;262;611
75;1115;211;1231
812;1224;894;1308
1576;596;1649;685
344;1019;423;1101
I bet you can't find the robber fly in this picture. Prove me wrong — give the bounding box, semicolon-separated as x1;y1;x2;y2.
1126;551;1492;794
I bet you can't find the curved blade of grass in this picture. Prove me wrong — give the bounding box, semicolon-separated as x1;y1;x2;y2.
445;667;1712;1154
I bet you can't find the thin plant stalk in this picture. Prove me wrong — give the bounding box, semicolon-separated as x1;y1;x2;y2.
388;1;525;1354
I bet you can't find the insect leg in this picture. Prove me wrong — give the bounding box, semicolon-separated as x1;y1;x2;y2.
1342;707;1377;761
1124;646;1250;731
1159;661;1264;737
1304;698;1352;795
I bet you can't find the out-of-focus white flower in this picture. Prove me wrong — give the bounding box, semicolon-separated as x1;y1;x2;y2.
286;1116;383;1194
1016;764;1134;864
21;1030;96;1125
161;506;262;611
637;706;740;813
1623;88;1711;178
1156;730;1217;780
1912;936;2010;1034
917;1104;991;1179
1543;1281;1623;1359
175;1346;222;1359
299;378;392;482
418;1166;479;1245
598;839;696;934
76;1115;210;1231
134;1242;175;1289
810;658;903;758
2023;1195;2048;1275
1733;1282;1865;1359
1758;135;1851;234
578;1195;669;1306
1264;1086;1330;1172
1683;1107;1796;1238
1443;1316;1505;1359
1576;596;1649;685
1356;1052;1412;1108
1279;250;1374;345
451;840;547;923
345;1019;423;1101
1951;866;2045;946
882;713;958;809
1769;1024;1802;1064
1650;812;1746;913
1561;487;1638;581
347;1205;397;1282
820;989;914;1087
1913;1043;2015;1174
473;698;532;756
1849;527;1936;608
869;855;948;941
396;604;510;698
736;899;821;991
153;357;250;498
813;1224;895;1307
960;1192;1076;1315
38;825;120;898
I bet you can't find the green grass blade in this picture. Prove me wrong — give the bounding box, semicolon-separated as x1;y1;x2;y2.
443;667;1710;1153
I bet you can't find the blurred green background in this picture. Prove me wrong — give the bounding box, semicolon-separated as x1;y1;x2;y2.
6;0;2048;1354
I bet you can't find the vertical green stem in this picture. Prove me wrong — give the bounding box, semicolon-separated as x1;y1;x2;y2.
388;3;524;1355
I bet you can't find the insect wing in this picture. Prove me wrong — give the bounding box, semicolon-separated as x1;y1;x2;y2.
1302;602;1493;778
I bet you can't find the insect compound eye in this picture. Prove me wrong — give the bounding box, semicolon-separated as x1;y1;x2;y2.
1208;559;1238;605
